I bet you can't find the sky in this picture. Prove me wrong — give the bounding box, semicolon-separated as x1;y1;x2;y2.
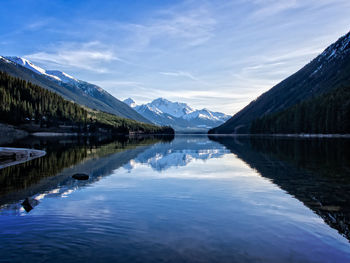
1;0;350;115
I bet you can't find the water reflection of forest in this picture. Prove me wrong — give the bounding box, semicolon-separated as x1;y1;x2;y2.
210;136;350;242
0;135;174;209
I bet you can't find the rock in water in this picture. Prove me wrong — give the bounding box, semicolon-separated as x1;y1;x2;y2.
72;173;89;180
21;197;39;213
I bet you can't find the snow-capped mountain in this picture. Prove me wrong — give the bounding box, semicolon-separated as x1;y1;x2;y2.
147;98;194;118
123;98;137;108
124;98;230;131
45;70;78;84
6;56;106;98
4;56;63;81
6;56;89;91
1;56;150;123
319;32;350;62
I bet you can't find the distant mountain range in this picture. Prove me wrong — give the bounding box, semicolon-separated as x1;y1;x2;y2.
210;31;350;134
0;56;150;123
124;98;230;131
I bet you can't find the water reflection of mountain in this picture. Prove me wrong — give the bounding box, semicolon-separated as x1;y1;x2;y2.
210;135;350;241
124;136;230;171
0;135;173;212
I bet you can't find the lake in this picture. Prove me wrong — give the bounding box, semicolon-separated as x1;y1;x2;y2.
1;135;350;262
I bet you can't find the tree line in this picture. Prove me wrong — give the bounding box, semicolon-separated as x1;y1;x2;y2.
250;85;350;134
0;71;174;134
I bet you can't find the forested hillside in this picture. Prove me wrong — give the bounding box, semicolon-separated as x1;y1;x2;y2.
250;86;350;134
0;71;173;135
209;31;350;134
0;57;151;123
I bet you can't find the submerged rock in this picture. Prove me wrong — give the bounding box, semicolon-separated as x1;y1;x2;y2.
72;173;89;180
21;197;39;213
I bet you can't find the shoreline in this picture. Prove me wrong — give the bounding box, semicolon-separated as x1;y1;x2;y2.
208;133;350;138
0;147;46;169
0;122;174;139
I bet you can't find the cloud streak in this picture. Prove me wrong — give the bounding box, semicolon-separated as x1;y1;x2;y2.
25;42;119;72
2;0;350;114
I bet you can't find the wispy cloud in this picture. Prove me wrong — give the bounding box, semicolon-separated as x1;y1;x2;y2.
25;42;119;72
2;0;349;114
251;0;299;18
160;71;203;82
249;0;350;21
25;20;51;30
114;5;216;50
93;80;145;89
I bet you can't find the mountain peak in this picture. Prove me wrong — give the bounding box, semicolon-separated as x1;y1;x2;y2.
5;56;56;78
5;56;65;82
1;55;152;124
0;56;10;63
316;31;350;64
151;97;171;104
146;98;193;118
123;98;136;107
210;30;350;134
132;98;230;130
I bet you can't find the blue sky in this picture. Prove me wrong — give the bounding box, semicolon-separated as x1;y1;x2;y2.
1;0;350;114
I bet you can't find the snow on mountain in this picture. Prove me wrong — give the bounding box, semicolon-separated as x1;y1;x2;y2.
45;70;78;84
124;98;137;108
5;56;62;81
5;56;84;86
0;56;11;63
183;108;228;121
124;97;231;130
320;32;350;62
307;32;350;79
2;56;151;123
5;56;98;96
147;98;194;118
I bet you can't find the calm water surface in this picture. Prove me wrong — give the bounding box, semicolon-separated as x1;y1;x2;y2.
0;135;350;262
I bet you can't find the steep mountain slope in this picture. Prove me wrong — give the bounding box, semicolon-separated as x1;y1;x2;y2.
0;71;173;135
250;85;350;134
0;56;150;123
209;31;350;134
124;98;230;131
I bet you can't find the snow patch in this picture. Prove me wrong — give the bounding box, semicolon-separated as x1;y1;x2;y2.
128;97;231;129
4;56;108;98
123;98;136;108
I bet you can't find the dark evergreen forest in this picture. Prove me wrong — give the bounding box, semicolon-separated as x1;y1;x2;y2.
0;71;173;134
250;86;350;134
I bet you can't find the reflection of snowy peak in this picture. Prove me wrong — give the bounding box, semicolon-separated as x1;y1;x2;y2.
124;98;231;131
124;136;230;171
